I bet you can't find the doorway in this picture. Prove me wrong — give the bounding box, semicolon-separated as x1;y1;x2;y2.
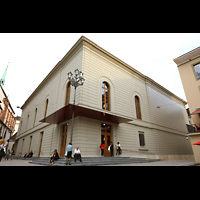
101;123;112;157
60;124;67;157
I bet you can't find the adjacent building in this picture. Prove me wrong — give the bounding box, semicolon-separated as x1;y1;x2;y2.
15;36;193;159
174;47;200;163
0;84;16;149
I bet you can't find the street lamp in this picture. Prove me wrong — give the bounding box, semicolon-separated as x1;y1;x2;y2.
67;69;85;143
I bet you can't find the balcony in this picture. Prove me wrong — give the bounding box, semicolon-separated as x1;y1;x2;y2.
187;123;200;134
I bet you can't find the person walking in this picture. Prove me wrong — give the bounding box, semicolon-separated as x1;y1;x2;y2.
0;136;6;162
109;142;114;157
100;143;105;157
65;142;72;165
5;149;10;160
11;150;15;160
116;142;121;156
0;136;5;162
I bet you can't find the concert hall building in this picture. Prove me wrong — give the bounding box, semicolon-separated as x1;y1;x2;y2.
15;36;193;159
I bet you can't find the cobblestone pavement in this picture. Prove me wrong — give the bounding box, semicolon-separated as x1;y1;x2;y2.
0;158;196;166
0;159;45;166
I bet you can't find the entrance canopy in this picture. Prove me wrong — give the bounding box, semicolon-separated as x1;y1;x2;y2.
39;104;132;124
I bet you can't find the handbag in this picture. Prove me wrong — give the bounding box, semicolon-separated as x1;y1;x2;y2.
108;146;110;152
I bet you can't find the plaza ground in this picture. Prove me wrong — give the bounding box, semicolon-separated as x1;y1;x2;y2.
0;158;43;166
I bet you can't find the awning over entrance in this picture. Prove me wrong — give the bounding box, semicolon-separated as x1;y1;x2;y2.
191;108;200;115
39;104;132;124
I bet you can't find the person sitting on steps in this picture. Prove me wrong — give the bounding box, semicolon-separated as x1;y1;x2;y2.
74;147;82;162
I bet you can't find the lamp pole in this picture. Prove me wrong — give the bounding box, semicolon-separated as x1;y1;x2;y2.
67;69;85;144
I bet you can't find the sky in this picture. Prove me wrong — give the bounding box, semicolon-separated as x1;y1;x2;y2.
0;33;200;117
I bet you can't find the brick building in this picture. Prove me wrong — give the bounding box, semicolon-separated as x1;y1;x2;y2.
0;84;16;149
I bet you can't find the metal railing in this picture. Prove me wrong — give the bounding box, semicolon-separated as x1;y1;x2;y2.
187;123;200;133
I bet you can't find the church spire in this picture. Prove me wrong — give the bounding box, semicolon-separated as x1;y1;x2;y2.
0;62;9;88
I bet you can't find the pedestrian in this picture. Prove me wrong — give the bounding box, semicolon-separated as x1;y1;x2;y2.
65;142;72;165
109;142;114;157
0;136;5;162
5;149;10;160
116;142;121;156
100;143;105;157
74;147;82;162
11;150;15;160
24;150;33;159
49;149;59;164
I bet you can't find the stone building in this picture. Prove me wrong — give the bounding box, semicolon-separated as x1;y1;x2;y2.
15;36;193;159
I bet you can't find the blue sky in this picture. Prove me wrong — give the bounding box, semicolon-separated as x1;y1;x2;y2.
0;33;200;116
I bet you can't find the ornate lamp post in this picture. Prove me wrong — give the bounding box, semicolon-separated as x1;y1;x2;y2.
67;69;85;143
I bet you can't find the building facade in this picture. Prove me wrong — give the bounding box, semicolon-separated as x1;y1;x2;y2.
15;36;193;159
174;47;200;130
174;47;200;163
0;85;16;149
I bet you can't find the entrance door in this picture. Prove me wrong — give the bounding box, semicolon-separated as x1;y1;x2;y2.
60;124;67;157
101;123;112;157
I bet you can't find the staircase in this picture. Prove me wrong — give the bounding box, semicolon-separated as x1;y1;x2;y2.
28;156;161;166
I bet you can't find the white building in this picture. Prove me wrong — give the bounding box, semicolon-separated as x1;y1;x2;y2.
15;36;193;159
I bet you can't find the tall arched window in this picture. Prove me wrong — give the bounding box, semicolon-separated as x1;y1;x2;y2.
135;96;142;120
44;99;48;118
33;108;37;127
26;114;29;130
102;81;110;111
65;82;71;106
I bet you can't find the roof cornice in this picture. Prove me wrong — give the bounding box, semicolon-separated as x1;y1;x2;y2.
21;36;84;109
82;36;187;104
82;36;145;79
173;46;200;67
21;36;187;109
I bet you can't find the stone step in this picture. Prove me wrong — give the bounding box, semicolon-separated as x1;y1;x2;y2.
26;156;160;166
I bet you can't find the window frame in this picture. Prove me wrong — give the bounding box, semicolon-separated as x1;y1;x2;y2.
65;82;71;106
44;99;48;118
33;108;37;127
138;132;145;146
102;81;110;111
135;96;142;120
193;63;200;80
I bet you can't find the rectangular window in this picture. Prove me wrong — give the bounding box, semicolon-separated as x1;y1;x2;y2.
194;63;200;79
138;132;145;146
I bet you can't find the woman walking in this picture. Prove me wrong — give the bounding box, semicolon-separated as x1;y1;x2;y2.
65;142;73;165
